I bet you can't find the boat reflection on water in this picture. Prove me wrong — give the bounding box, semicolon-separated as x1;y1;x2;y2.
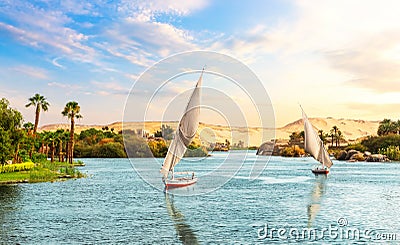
165;193;199;245
307;174;327;228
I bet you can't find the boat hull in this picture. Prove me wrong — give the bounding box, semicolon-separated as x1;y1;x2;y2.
311;169;329;174
165;177;198;188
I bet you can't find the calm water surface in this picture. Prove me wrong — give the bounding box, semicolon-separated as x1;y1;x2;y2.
1;151;399;244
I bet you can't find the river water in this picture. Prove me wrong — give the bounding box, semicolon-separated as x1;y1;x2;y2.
1;151;399;244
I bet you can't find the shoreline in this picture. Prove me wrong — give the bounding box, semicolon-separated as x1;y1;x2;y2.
0;160;85;185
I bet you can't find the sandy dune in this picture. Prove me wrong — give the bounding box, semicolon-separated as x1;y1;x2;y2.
276;117;379;142
39;117;379;146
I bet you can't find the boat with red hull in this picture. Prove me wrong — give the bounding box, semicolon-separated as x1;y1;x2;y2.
311;167;329;175
160;69;204;189
165;176;198;189
301;106;333;175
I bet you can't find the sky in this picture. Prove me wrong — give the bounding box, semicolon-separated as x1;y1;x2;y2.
1;0;400;128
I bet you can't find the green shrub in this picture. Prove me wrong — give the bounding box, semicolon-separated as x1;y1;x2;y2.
280;145;305;157
18;149;30;162
32;152;47;163
379;146;400;161
184;145;208;157
345;143;367;152
362;135;400;153
29;169;57;182
147;139;168;157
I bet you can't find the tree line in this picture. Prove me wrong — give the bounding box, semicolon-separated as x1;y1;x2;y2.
283;119;400;160
0;94;81;165
288;125;346;149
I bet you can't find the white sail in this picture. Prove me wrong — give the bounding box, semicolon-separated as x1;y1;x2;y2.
160;72;203;179
301;107;333;168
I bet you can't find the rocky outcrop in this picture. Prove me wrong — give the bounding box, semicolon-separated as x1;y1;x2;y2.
350;152;365;161
346;150;359;160
336;150;347;160
365;154;390;162
257;141;282;156
335;150;390;162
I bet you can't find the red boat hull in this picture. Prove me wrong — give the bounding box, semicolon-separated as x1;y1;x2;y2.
165;177;198;188
311;169;329;174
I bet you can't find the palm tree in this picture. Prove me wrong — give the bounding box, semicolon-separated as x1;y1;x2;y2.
25;93;50;134
396;120;400;135
318;130;328;145
377;119;393;136
62;101;82;164
336;130;345;147
329;132;334;147
54;129;66;162
331;126;339;147
11;129;26;163
45;131;57;163
23;122;34;136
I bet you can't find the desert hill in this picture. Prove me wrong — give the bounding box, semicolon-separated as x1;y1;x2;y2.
276;117;379;141
39;117;380;146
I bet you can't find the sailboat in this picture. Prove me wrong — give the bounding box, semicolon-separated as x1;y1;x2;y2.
301;106;333;174
160;70;203;188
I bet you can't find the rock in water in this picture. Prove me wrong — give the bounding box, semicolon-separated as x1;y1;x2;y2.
336;150;347;160
366;154;390;162
346;149;360;160
350;152;365;161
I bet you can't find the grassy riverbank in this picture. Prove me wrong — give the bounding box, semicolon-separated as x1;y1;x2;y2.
0;160;85;184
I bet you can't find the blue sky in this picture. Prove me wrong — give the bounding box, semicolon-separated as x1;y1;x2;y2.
1;0;400;127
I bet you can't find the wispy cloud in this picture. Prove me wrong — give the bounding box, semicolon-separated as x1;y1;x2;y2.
98;20;198;67
0;1;98;64
91;80;130;95
47;82;82;90
117;0;209;22
11;65;49;80
51;57;65;69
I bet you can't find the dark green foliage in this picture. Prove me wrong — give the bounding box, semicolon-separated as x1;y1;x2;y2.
0;128;12;165
377;119;400;136
289;131;304;146
31;153;47;162
345;143;368;152
184;144;208;157
153;125;174;140
0;98;24;164
161;125;174;140
18;149;30;162
124;135;153;157
0;98;23;131
147;139;168;157
75;142;127;158
379;146;400;161
75;131;153;158
154;130;163;137
78;128;106;144
361;135;400;153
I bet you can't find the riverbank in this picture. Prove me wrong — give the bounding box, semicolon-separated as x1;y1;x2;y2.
0;160;85;184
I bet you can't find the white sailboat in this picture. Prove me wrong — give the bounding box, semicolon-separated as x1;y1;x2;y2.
301;106;333;174
160;70;203;188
